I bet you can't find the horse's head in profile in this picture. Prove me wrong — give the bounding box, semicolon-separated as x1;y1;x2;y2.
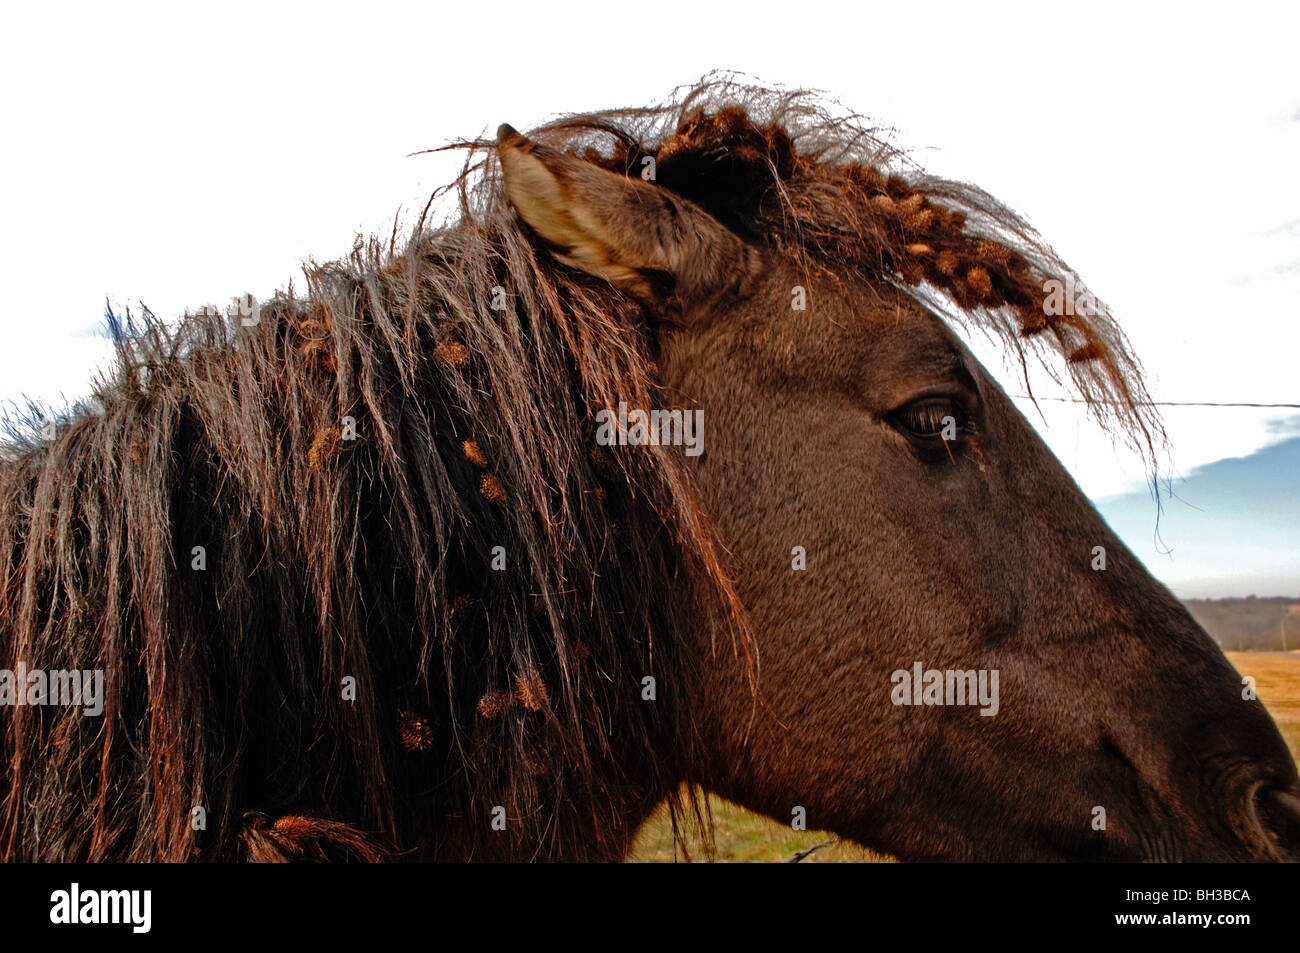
491;87;1300;862
1;79;1296;862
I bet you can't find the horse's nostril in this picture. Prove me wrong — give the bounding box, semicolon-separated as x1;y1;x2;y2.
1253;787;1300;859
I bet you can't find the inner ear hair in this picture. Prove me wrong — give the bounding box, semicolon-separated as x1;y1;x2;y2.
496;124;757;312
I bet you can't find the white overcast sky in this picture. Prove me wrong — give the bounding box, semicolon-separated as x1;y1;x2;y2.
1;2;1296;536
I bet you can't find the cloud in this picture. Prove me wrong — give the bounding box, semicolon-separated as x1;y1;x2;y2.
1265;218;1300;237
1265;414;1300;437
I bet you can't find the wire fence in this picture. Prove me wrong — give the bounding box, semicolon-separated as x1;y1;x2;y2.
1011;397;1300;409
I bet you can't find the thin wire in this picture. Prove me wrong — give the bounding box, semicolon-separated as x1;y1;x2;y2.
1010;396;1300;409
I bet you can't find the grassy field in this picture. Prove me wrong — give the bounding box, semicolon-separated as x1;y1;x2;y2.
1228;651;1300;760
630;796;891;863
629;651;1300;862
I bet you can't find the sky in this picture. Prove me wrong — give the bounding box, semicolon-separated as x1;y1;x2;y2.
1097;426;1300;598
0;1;1295;597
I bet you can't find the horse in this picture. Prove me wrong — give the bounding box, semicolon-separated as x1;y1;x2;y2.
1;77;1297;862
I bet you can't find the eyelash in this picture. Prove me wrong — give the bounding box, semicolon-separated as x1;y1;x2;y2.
888;397;977;441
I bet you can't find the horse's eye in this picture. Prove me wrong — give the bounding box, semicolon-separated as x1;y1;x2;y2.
889;396;971;441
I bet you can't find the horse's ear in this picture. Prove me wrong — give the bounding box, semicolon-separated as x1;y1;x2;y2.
496;124;760;312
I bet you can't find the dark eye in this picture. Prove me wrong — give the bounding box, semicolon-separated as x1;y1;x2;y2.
888;396;974;441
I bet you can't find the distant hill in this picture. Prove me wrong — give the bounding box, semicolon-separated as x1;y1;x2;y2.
1095;432;1300;598
1183;596;1300;652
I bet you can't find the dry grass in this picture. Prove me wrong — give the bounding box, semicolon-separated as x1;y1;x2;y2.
630;652;1300;861
629;795;891;863
1228;651;1300;760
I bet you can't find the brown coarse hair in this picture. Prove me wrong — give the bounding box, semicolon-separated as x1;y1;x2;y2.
0;73;1159;860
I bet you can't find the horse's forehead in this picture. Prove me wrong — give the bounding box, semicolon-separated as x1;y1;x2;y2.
759;270;973;368
850;311;981;392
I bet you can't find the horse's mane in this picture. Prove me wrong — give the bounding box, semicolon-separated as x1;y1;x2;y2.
524;77;1162;460
0;74;1160;861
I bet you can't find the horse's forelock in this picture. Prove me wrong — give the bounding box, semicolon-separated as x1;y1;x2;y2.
494;73;1165;469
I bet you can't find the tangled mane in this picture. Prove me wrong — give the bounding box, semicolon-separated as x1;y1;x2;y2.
522;77;1162;461
0;75;1161;861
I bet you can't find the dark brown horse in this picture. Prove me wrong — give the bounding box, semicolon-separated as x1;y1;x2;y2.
1;78;1297;862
